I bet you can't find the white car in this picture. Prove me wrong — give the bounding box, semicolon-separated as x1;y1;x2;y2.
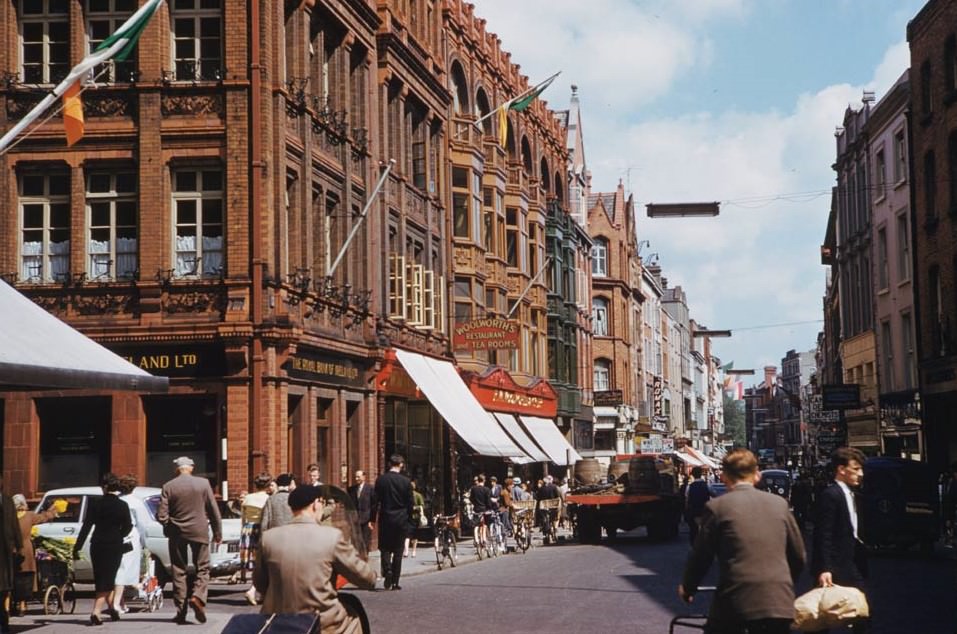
35;486;241;586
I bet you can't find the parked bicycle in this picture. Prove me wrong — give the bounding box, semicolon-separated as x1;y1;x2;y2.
487;510;506;557
538;497;562;545
433;514;458;570
512;506;533;553
473;510;505;559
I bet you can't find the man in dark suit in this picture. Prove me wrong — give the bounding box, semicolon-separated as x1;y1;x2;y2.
679;449;805;634
349;469;374;552
157;456;222;625
372;454;413;590
811;447;868;632
685;466;713;545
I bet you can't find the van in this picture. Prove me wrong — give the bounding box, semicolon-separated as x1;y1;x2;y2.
861;457;938;553
35;486;241;586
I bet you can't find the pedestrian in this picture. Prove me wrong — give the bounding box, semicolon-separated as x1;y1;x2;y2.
372;454;413;590
254;485;376;630
685;466;713;545
157;456;222;625
810;447;869;633
405;481;425;558
112;474;150;615
511;477;526;502
73;473;132;626
305;463;323;487
240;472;272;606
348;469;374;554
790;473;812;532
261;473;296;531
499;478;513;536
12;493;56;616
679;449;805;634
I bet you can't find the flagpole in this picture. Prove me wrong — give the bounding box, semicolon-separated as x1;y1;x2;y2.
451;71;561;141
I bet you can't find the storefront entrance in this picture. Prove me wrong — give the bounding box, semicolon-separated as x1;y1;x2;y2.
144;395;218;488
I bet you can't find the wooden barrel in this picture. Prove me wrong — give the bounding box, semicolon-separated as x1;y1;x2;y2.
608;461;629;484
628;456;659;493
573;458;603;486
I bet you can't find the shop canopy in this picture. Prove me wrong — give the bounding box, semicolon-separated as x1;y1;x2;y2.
0;280;168;392
684;446;721;470
394;349;529;460
672;450;706;468
492;412;550;463
519;416;583;466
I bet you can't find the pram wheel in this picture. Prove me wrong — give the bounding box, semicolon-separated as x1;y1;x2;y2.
147;594;158;612
42;585;61;615
62;583;77;615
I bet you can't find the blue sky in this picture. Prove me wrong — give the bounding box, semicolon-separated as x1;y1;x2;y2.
477;0;927;379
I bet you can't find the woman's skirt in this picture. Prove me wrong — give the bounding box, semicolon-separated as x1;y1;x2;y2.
91;543;123;593
114;528;142;586
239;522;261;571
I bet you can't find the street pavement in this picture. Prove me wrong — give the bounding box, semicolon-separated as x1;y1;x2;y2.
7;525;956;633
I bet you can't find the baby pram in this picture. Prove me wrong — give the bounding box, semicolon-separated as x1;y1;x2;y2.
120;552;164;612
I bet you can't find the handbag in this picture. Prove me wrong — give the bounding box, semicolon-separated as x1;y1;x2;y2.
794;585;869;632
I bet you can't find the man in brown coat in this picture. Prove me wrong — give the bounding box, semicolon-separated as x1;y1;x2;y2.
157;456;222;625
255;485;376;633
679;449;805;634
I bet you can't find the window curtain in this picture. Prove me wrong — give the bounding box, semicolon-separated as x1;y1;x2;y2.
50;240;70;281
175;235;197;276
21;241;42;281
201;236;223;276
89;239;111;278
116;237;137;279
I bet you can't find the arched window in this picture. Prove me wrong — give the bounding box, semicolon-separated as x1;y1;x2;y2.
521;136;533;172
592;238;608;276
506;119;517;159
540;157;550;191
450;61;469;115
592;297;609;336
475;88;492;135
594;359;611;391
554;170;563;201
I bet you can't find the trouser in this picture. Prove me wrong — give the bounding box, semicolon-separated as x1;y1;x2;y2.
689;516;703;545
379;539;405;587
705;618;792;634
169;537;210;610
359;524;372;554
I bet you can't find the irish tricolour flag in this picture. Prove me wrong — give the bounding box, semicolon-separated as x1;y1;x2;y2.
0;0;163;154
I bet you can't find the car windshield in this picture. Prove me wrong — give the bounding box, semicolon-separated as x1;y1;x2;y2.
38;495;85;523
143;495;160;520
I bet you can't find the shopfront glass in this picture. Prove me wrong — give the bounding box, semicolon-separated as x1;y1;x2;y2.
144;396;218;487
384;398;448;514
38;397;110;490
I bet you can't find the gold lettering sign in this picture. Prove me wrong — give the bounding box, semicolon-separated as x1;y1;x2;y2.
123;353;199;370
491;389;543;410
285;353;365;387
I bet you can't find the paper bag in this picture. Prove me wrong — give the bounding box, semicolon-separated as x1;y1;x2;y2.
794;585;869;632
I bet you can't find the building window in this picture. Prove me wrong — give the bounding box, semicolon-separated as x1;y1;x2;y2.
19;170;70;283
880;320;894;392
877;227;888;290
592;297;609;336
945;35;957;96
896;211;910;281
874;148;886;197
893;129;906;184
920;60;933;119
901;311;915;388
505;207;520;268
87;171;137;280
171;0;223;81
594;359;611;392
929;265;944;356
592;238;608;277
924;151;937;225
172;168;224;278
19;0;70;84
86;0;139;83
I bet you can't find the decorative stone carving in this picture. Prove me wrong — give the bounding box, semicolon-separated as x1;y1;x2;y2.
164;288;227;314
161;93;223;117
5;92;44;120
84;92;131;118
73;291;133;315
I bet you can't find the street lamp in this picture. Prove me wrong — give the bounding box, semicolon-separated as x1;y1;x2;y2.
646;202;720;218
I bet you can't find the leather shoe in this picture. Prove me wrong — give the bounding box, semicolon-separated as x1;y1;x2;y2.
172;608;188;625
390;584;402;590
89;614;103;626
189;596;207;624
106;607;120;622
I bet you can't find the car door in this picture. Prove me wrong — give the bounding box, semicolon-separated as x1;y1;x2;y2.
34;494;94;582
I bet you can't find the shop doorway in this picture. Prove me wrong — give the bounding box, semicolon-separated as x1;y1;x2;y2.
38;397;110;490
316;397;333;485
287;394;304;482
345;400;360;488
144;396;218;488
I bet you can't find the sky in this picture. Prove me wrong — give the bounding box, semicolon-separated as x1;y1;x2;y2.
475;0;927;382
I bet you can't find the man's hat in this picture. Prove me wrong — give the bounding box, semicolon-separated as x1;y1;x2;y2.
287;484;322;511
513;477;521;484
173;456;194;468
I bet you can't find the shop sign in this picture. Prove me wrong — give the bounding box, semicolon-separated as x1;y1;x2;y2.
594;389;623;407
822;384;861;410
653;376;663;417
114;344;226;378
285;351;367;388
452;319;520;351
661;438;675;453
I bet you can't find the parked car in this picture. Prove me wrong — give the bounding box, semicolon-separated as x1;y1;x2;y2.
757;469;791;501
861;457;938;553
34;486;241;586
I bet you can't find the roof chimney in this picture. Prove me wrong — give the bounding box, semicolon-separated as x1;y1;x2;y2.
764;365;777;391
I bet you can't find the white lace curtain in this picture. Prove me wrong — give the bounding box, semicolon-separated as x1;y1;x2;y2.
175;235;223;277
21;240;70;282
89;238;137;279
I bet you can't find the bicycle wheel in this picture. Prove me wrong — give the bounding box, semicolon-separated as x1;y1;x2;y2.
493;522;505;556
474;527;485;560
435;536;444;570
62;583;77;615
43;585;62;616
447;534;457;567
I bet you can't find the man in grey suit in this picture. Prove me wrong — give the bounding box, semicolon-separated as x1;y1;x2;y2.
157;456;222;625
255;485;376;633
679;449;805;634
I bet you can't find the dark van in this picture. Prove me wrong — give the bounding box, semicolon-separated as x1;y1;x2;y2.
758;469;791;501
861;457;938;553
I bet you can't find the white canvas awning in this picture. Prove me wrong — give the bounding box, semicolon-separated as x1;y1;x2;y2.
672;450;705;468
394;350;528;459
519;416;583;466
0;280;168;392
685;446;721;469
492;412;550;463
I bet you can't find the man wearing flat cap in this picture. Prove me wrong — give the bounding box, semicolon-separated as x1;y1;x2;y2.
255;485;376;632
158;456;222;625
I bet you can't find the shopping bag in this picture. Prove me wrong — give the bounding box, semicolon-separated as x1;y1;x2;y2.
793;585;869;631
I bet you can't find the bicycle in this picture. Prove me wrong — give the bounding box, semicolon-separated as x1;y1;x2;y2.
433;514;458;570
472;511;489;560
512;507;533;553
538;498;562;545
487;511;506;557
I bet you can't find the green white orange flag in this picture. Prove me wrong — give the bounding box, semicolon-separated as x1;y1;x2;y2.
0;0;163;154
496;72;561;146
